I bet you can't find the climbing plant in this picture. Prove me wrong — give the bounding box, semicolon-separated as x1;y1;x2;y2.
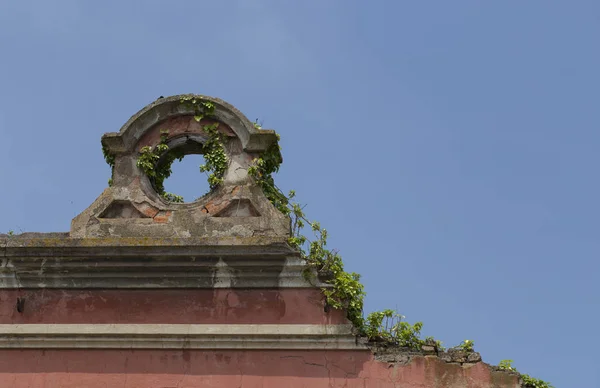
247;130;447;341
247;130;364;331
198;122;228;189
180;96;228;189
100;99;551;387
136;129;185;203
498;360;554;388
101;96;230;201
247;136;368;329
102;143;115;187
248;126;551;387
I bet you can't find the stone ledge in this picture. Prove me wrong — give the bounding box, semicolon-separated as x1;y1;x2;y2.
0;236;323;289
0;256;324;289
0;235;295;249
366;340;485;367
0;324;364;350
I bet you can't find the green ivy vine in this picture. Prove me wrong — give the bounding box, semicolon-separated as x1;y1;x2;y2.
199;122;228;189
103;96;230;202
136;129;185;203
102;143;115;187
100;100;551;387
248;129;366;330
498;360;554;388
248;127;552;387
247;129;442;339
180;96;228;189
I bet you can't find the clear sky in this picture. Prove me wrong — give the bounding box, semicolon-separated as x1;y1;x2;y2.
1;1;598;386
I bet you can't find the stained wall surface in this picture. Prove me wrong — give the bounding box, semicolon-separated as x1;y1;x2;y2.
0;349;520;388
0;95;524;387
0;286;522;387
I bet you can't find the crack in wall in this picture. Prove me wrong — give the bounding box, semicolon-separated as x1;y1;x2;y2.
279;355;328;369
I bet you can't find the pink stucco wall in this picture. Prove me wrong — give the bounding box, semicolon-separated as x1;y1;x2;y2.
0;289;346;324
0;349;520;388
0;289;520;387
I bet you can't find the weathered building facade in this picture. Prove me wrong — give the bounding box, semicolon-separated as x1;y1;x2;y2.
0;96;523;387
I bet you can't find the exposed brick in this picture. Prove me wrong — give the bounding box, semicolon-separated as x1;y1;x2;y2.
153;211;172;223
203;200;230;215
135;202;159;218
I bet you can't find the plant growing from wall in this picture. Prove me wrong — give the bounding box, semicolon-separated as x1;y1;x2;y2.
456;339;475;352
102;100;551;386
180;96;228;189
498;359;517;372
198;122;227;189
102;143;115;187
498;360;554;388
135;119;227;201
101;97;230;201
248;127;551;385
364;309;434;350
248;136;367;328
248;130;443;347
136;129;185;203
424;336;445;351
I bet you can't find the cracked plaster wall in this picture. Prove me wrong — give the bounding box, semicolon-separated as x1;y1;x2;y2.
0;289;346;325
0;349;521;388
0;95;524;387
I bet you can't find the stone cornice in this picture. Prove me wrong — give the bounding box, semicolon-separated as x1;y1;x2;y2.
0;237;325;289
0;324;364;350
0;235;294;250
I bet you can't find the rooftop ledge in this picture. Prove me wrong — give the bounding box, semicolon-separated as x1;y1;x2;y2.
0;324;361;350
0;234;318;289
1;233;294;250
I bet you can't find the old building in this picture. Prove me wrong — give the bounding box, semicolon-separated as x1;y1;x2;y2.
0;95;524;387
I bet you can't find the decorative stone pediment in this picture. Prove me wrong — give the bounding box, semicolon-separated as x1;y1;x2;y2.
71;95;289;239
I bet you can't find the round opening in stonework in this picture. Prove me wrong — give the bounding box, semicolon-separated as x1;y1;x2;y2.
135;115;235;204
156;146;211;204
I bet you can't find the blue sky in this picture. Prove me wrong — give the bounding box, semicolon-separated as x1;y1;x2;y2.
1;1;599;386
